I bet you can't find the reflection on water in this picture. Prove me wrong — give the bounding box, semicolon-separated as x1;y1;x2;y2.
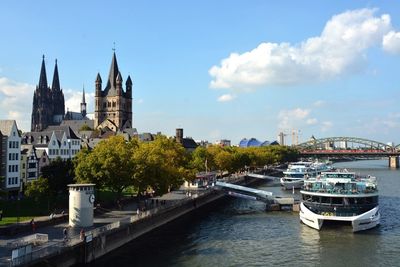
93;160;400;267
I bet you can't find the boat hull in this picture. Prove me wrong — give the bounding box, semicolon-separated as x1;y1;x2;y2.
299;202;380;232
280;178;304;190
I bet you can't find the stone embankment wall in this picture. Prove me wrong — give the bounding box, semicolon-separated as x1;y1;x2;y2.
36;190;225;266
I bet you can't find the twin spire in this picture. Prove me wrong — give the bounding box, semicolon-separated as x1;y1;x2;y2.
38;55;61;91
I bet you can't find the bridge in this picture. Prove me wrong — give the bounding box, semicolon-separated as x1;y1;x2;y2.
296;136;400;168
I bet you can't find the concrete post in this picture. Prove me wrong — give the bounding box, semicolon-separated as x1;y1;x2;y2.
389;156;399;168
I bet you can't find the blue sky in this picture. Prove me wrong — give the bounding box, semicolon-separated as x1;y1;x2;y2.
1;1;400;145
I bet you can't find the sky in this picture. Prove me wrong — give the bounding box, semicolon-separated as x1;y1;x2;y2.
1;1;400;145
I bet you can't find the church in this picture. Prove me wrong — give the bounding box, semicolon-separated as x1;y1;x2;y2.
94;52;133;131
31;56;66;131
30;52;133;133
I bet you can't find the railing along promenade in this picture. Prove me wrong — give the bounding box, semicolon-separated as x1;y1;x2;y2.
10;175;247;266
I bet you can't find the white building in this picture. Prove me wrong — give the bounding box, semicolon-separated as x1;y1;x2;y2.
22;126;81;162
0;120;21;193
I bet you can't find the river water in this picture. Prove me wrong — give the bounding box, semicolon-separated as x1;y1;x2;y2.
93;160;400;267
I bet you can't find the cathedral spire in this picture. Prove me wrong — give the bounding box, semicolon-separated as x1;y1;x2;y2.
51;59;60;90
38;55;48;88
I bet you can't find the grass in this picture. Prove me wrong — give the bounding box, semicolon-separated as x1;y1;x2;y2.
0;194;68;226
0;216;34;226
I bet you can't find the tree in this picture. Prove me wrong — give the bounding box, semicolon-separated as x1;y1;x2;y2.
25;176;50;202
41;157;74;196
74;136;138;199
133;136;192;196
79;124;92;131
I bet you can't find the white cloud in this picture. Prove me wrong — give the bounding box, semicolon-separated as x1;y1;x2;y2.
64;89;94;114
217;93;236;102
321;121;333;132
278;108;311;129
0;77;34;132
209;8;392;91
383;31;400;54
306;118;318;125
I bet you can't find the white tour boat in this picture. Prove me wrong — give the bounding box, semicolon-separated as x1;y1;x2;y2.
299;171;380;232
281;161;332;190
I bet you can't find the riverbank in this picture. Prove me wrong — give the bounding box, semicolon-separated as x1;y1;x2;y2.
2;173;270;266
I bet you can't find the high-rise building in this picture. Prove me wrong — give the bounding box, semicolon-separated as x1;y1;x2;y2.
31;56;65;131
94;52;133;131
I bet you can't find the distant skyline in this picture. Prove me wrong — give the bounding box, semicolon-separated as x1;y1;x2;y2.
1;1;400;145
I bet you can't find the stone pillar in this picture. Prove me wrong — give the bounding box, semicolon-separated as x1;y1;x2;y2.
389;156;399;168
68;184;96;227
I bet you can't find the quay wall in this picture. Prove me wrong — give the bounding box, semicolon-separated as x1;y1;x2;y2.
29;175;266;267
33;189;227;266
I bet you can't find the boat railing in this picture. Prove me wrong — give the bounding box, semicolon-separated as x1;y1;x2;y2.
302;185;378;195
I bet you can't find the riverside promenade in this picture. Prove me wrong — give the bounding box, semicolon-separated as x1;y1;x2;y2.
0;174;250;266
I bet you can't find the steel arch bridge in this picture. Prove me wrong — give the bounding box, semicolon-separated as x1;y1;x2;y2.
297;136;395;151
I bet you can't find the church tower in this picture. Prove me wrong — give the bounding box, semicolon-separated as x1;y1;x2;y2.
94;52;133;131
31;56;65;131
81;86;87;117
51;59;65;123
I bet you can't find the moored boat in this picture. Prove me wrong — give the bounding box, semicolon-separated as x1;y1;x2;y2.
281;161;332;190
299;170;380;232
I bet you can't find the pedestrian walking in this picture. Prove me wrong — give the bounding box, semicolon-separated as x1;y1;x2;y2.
30;219;36;232
63;227;68;240
80;229;85;241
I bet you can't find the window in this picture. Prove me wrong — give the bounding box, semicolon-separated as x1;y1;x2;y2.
9;142;11;148
16;154;18;160
22;163;26;169
8;154;11;160
15;165;18;172
8;165;11;172
53;141;56;145
28;163;36;168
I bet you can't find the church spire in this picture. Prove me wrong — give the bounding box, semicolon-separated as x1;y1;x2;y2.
51;59;60;90
38;55;48;88
82;86;86;103
106;52;120;90
81;85;87;117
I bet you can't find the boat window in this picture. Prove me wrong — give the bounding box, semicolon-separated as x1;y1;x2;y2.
331;197;343;205
311;196;320;203
321;197;330;204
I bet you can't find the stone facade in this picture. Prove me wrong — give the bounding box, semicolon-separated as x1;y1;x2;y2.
94;52;133;131
31;56;65;132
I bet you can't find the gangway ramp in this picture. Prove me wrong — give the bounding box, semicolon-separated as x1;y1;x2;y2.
215;181;272;201
215;181;297;210
247;173;277;180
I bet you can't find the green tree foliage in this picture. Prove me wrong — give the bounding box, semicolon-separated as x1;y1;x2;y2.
190;145;299;173
24;176;50;201
79;124;93;131
41;157;74;196
74;135;192;199
133;135;193;196
74;136;137;199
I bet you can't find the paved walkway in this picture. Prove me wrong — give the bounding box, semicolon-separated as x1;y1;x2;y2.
0;187;208;265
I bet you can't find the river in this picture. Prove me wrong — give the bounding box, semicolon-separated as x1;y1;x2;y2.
92;160;400;267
